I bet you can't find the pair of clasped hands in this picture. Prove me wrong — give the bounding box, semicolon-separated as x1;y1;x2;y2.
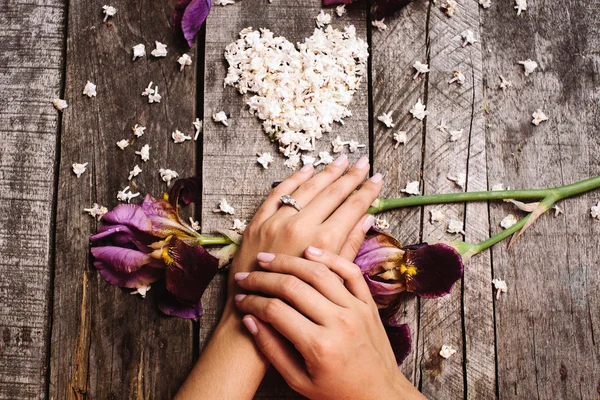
176;154;425;400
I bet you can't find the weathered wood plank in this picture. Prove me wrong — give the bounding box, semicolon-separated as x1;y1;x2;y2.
481;1;600;398
0;0;65;398
50;1;197;398
201;1;368;397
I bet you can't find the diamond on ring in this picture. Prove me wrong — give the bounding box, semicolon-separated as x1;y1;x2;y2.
280;194;302;211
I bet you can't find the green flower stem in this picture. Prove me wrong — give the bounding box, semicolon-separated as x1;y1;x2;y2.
367;175;600;214
197;235;234;246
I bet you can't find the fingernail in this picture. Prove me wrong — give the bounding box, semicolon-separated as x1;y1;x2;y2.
242;317;258;335
362;215;375;233
235;272;250;281
354;155;369;169
257;252;275;262
369;173;383;183
235;294;246;302
332;154;347;166
306;246;323;256
300;163;313;172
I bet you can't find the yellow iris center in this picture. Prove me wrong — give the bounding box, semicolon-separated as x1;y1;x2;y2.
400;264;417;276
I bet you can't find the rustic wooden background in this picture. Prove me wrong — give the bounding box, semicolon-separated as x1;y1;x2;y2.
1;0;599;398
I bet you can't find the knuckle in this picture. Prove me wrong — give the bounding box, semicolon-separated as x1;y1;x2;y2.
314;232;333;248
323;184;345;200
269;186;287;201
299;180;318;194
257;337;277;360
263;298;283;320
347;196;367;211
283;218;304;240
311;337;333;359
336;310;358;333
281;276;303;295
311;263;330;278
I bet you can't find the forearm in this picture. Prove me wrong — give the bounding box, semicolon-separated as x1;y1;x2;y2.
175;302;269;399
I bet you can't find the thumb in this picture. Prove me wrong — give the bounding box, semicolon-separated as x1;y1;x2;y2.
339;214;374;261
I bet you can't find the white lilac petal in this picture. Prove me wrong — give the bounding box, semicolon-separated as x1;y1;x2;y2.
215;198;235;215
53;99;68;111
128;165;142;180
436;119;448;134
189;217;200;231
499;75;512;90
232;219;247;233
256;152;274;169
430;209;445;224
442;0;458;17
314;151;334;166
518;59;537;76
492;278;508;300
372;19;387;31
332;135;349;153
479;0;491;8
552;204;563;217
515;0;527;16
401;180;420;196
439;345;457;359
193;118;203;140
591;201;600;219
449;129;463;142
151;41;168;57
215;0;235;4
102;5;116;22
492;183;505;191
132;124;146;137
413;61;430;80
447;172;466;190
135;144;150;162
132;44;146;61
377;111;395;128
315;11;332;28
116;139;129;150
141;81;154;97
461;30;477;47
448;70;466;85
213;111;229;126
172;130;192;143
374;217;390;230
148;86;161;103
410;98;427;120
178;54;192;72
159;168;179;186
83;203;108;220
500;214;518;229
348;139;365;153
394;131;407;148
284;153;301;170
447;219;465;234
336;5;346;17
72;163;88;178
130;285;151;298
117;186;140;203
83;81;97;97
302;154;316;166
532;109;548;126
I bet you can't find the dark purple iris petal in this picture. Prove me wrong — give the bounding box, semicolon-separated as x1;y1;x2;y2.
164;237;218;305
91;246;153;273
373;0;414;19
404;243;464;298
176;0;212;47
157;284;204;319
173;0;193;40
384;318;412;366
93;261;163;289
168;176;202;208
99;204;153;233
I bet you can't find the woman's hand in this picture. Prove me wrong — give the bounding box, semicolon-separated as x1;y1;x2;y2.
234;249;426;400
224;154;382;315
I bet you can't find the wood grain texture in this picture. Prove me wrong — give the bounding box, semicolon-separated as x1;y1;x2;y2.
200;1;368;398
0;0;65;398
481;0;600;399
50;0;197;398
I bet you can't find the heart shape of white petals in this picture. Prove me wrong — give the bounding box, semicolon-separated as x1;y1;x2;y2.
224;25;369;166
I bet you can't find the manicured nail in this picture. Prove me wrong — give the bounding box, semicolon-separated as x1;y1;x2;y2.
300;163;313;172
235;294;246;302
306;246;323;256
235;272;249;281
369;173;383;183
332;154;347;166
242;317;258;335
354;155;369;169
362;215;375;233
257;252;275;262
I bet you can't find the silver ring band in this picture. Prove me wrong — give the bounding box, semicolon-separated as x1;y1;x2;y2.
280;195;302;211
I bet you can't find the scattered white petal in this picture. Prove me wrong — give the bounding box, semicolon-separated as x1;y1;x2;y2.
448;70;466;85
515;0;527;16
413;61;430;80
302;154;316;166
410;98;428;120
518;59;537;76
151;41;168;57
215;0;235;4
135;144;150;162
552;204;563;217
314;151;334;166
499;75;512;90
178;54;192;72
332;135;350;153
83;203;108;220
591;201;600;219
479;0;491;8
132;44;146;61
72;163;88;178
336;5;346;17
214;198;235;215
128;165;142;180
394;131;407;148
193;118;203;140
442;0;458;17
401;180;420;196
531;109;548;126
53;99;68;111
83;81;97;97
461;30;477;47
141;81;155;97
439;345;457;359
374;217;390;230
372;19;387;31
116;139;129;150
213;111;229;126
492;278;508;300
430;209;445;224
449;129;463;142
257;152;275;169
315;11;332;28
232;219;247;233
172;129;192;143
500;214;518;229
159;168;179;186
447;172;466;190
447;219;465;235
117;186;140;203
131;285;151;298
378;111;395;128
102;5;116;22
348;140;365;153
437;119;448;133
284;153;301;170
189;217;200;231
148;86;161;103
132;124;146;137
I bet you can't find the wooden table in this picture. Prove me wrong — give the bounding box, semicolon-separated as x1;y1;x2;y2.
2;0;599;398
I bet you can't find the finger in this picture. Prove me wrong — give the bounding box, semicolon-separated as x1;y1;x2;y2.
323;173;383;235
339;214;375;261
242;315;310;393
299;155;370;222
236;270;339;325
276;154;349;218
235;294;318;351
304;247;374;305
255;252;357;308
252;164;314;224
